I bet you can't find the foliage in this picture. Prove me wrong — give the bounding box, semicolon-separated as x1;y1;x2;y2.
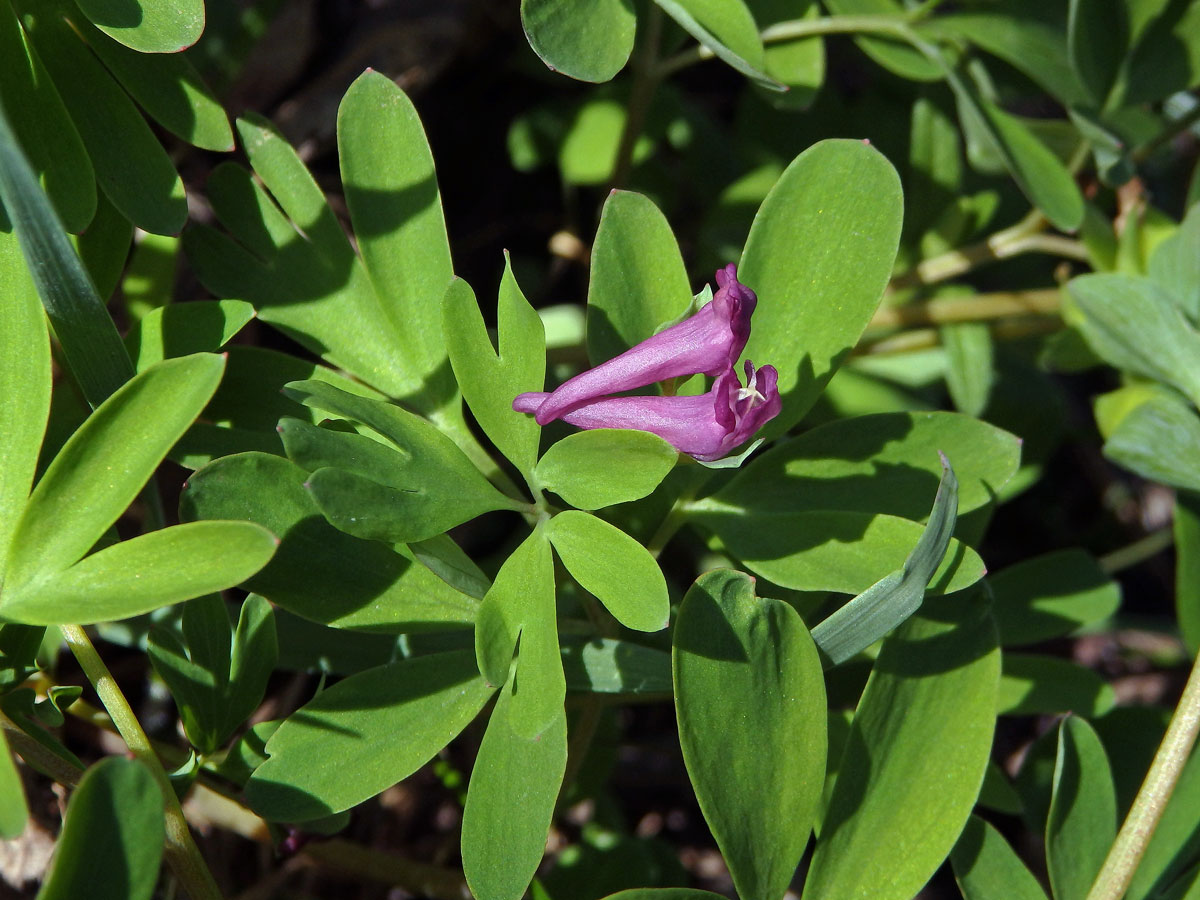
1;0;1200;899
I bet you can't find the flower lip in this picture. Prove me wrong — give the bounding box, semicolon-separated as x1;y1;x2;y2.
513;359;781;462
527;265;758;426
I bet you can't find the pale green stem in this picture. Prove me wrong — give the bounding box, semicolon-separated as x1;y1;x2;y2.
1086;646;1200;900
1099;528;1175;575
656;14;912;79
611;3;664;190
869;288;1061;330
893;211;1087;289
60;624;223;900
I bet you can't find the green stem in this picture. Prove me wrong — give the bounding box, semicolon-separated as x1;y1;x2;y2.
868;288;1061;330
892;211;1087;289
657;14;911;78
1086;646;1200;900
1133;102;1200;163
610;3;664;190
1099;528;1174;575
60;624;223;900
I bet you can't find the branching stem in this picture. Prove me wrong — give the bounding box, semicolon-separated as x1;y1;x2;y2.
60;624;223;900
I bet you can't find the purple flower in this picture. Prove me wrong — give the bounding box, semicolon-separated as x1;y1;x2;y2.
514;360;781;462
525;264;757;426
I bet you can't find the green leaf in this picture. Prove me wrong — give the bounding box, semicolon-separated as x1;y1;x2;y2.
927;13;1088;107
823;0;940;80
185;126;412;400
1070;273;1200;405
547;511;669;632
1103;390;1200;492
811;455;957;666
0;1;94;232
560;637;672;694
78;18;232;151
706;410;1019;520
462;679;568;900
739;140;903;436
73;0;203;52
338;70;456;405
245;650;493;822
227;594;277;735
0;104;132;407
1068;0;1128;107
1046;716;1117;900
0;732;27;839
37;758;163;900
587;190;693;366
998;654;1115;717
147;626;222;753
674;570;826;900
989;549;1120;646
654;0;783;90
1148;201;1200;321
802;597;999;900
951;815;1049;900
73;192;133;304
535;430;677;510
443;265;545;476
1119;0;1200;105
172;346;383;469
943;322;994;418
19;4;187;235
520;0;635;82
750;0;824;109
0;230;50;579
282;380;516;542
126;300;255;370
475;528;564;739
4;354;223;593
694;509;985;595
179;452;478;632
1176;493;1200;655
1;521;276;625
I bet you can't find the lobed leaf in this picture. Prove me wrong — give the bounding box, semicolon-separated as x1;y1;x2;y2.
0;1;93;232
443;264;545;477
461;679;567;900
4;354;223;594
535;430;678;511
547;511;669;632
179;452;478;632
338;70;457;408
0;230;50;579
18;1;187;235
475;528;564;739
246;650;494;822
1;521;276;626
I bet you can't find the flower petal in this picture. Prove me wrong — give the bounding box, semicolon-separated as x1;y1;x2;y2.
530;265;757;425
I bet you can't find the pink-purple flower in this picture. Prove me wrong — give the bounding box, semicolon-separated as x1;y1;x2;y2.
513;265;780;462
